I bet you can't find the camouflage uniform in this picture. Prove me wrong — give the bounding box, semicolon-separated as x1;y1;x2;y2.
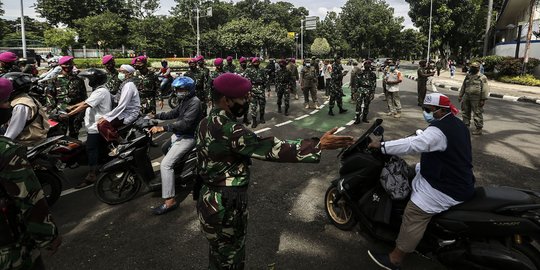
275;67;294;114
134;70;160;115
286;62;299;97
185;69;209;116
196;108;322;270
105;69;122;96
0;136;59;270
245;66;267;120
236;66;251;125
300;64;319;108
50;73;87;138
349;65;362;103
223;64;236;73
459;72;489;131
0;66;21;77
353;69;377;122
328;62;347;113
209;70;226;101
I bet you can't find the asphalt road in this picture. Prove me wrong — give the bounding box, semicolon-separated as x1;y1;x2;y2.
42;67;540;270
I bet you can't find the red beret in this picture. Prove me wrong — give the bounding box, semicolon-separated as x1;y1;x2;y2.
226;56;233;61
59;56;74;65
239;57;246;63
214;58;223;66
0;52;18;63
102;55;114;65
188;58;197;64
213;73;252;98
131;56;147;65
251;57;260;64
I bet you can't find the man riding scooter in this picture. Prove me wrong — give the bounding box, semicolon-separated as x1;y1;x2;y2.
147;76;202;215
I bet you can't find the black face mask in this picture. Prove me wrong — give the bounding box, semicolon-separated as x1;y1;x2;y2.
62;66;73;73
470;68;479;74
189;66;197;71
0;107;13;125
228;100;245;117
253;64;260;68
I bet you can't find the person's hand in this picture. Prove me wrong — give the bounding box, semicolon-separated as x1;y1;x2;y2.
58;113;69;120
149;126;165;134
46;236;62;255
367;140;381;149
147;113;156;119
319;127;354;150
97;117;105;124
479;100;485;107
159;100;164;110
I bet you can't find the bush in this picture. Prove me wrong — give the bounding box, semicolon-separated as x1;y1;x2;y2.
473;56;540;76
498;74;540;86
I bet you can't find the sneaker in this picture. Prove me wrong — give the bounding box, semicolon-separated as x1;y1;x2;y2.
386;112;394;116
152;202;179;215
304;104;309;109
367;250;401;270
394;113;401;118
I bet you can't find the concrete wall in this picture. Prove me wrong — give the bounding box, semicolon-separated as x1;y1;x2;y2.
493;41;540;58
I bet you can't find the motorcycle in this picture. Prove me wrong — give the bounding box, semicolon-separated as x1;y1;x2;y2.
94;117;197;205
325;119;540;269
158;74;179;109
27;136;66;206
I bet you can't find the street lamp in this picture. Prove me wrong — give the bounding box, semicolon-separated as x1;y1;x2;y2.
426;0;433;62
20;0;27;58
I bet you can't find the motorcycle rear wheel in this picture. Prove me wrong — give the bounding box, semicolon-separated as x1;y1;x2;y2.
168;96;179;109
35;170;63;206
511;242;540;270
325;185;357;230
94;169;142;205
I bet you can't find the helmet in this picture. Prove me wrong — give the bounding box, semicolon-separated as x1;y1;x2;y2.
78;68;108;88
2;72;32;98
172;76;195;91
470;62;480;68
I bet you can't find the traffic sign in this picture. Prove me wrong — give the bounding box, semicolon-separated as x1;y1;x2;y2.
288;32;296;39
305;16;318;22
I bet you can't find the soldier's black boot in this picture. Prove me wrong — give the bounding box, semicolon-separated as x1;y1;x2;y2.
284;106;289;116
328;108;334;116
251;117;258;128
278;105;282;113
362;115;370;123
260;112;266;124
339;106;348;114
354;113;361;124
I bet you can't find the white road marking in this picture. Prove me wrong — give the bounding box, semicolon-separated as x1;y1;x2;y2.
60;185;93;197
335;127;346;134
310;110;319;115
319;105;325;109
254;127;271;134
324;100;329;105
275;120;293;127
295;115;309;120
346;120;355;126
502;95;519;102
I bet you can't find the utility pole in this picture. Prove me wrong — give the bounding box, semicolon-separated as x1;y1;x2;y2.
20;0;27;58
300;19;304;60
522;0;536;74
196;5;200;56
483;0;493;56
426;0;433;62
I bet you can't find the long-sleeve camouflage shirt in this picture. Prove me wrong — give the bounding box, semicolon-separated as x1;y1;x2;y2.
105;69;122;95
0;136;58;270
223;64;236;73
353;70;377;94
244;67;268;96
184;68;208;102
48;73;87;111
196;108;322;187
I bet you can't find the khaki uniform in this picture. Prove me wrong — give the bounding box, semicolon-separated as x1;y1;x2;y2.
10;94;50;146
300;65;319;107
459;73;489;129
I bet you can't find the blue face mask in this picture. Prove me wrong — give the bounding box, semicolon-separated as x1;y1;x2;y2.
423;111;435;123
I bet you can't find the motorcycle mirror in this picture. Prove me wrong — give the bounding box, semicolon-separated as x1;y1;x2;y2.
373;126;384;136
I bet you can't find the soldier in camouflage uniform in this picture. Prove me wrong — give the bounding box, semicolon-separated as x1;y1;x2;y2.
198;56;211;107
459;62;489;135
132;56;161;115
352;61;377;124
349;61;362;104
244;58;267;128
223;56;236;73
328;56;348;116
102;55;122;96
49;56;87;139
237;57;250;125
0;52;20;77
286;58;299;100
185;58;209;116
300;58;320;109
275;59;294;115
208;58;226;104
0;79;61;270
196;73;354;270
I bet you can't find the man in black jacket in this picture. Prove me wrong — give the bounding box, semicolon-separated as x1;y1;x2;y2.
148;77;202;215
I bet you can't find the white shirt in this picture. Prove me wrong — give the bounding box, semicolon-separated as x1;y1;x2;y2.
84;87;112;134
386;70;401;93
38;66;62;82
382;119;461;214
4;104;30;140
104;81;140;124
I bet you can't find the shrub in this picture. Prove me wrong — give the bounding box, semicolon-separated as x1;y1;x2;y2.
498;74;540;86
474;56;540;76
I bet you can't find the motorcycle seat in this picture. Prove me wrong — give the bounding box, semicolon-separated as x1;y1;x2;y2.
451;187;534;212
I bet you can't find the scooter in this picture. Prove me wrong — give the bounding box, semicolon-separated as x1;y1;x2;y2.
94;117;197;205
325;119;540;269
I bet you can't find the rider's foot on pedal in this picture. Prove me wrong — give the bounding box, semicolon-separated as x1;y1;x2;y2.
367;250;401;270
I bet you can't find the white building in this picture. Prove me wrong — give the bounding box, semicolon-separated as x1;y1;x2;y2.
491;0;540;58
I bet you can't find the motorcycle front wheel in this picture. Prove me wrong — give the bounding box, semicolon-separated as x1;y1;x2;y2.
325;184;357;230
35;170;63;206
168;96;179;109
94;169;142;205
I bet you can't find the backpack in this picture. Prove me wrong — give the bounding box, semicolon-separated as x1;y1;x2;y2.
379;156;411;200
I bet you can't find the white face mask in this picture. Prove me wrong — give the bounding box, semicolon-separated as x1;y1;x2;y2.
306;63;311;67
118;73;126;81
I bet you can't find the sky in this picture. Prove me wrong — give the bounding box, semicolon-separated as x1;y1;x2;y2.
2;0;415;28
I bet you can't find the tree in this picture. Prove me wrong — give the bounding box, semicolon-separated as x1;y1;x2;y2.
310;38;331;57
392;29;427;60
315;12;350;56
44;28;78;54
75;11;125;48
126;0;160;19
0;0;4;16
35;0;131;27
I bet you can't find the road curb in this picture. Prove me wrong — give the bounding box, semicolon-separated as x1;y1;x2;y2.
405;75;540;105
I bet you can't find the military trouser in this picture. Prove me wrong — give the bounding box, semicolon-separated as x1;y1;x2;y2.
276;87;290;110
140;96;157;114
417;82;427;105
68;111;84;139
250;93;266;118
302;85;318;106
198;185;248;270
461;94;484;129
382;80;388;100
291;81;298;95
386;91;402;113
197;90;208;116
350;86;358;101
355;91;372;118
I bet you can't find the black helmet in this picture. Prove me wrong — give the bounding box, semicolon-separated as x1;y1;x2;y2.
2;72;32;98
78;68;108;88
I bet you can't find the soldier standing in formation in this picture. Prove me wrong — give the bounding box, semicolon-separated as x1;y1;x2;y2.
0;52;21;76
417;60;435;106
286;58;299;100
208;58;226;104
349;61;362;104
300;58;320;109
195;73;354;270
184;58;208;116
265;58;276;97
132;56;161;114
352;61;376;124
245;58;267;128
102;55;122;96
51;56;87;139
223;56;236;73
237;57;250;125
328;56;348;116
275;59;294;115
459;62;489;135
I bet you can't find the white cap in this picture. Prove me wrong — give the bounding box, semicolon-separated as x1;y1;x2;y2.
120;64;135;74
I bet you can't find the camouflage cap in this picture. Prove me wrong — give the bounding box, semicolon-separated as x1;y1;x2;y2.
470;62;480;68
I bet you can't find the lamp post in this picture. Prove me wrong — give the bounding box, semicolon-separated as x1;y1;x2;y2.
515;24;523;59
426;0;433;62
20;0;27;58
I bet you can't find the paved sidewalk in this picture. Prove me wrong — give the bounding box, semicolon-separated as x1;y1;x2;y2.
405;69;540;105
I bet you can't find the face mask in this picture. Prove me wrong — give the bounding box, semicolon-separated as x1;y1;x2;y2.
0;107;13;125
253;64;259;68
118;73;126;81
161;63;167;68
189;66;197;70
228;100;245;117
470;68;479;74
135;65;143;70
62;66;73;73
423;111;435;123
390;67;395;71
306;63;311;67
175;91;188;100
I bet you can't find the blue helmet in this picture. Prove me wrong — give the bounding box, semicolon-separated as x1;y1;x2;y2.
172;76;195;91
